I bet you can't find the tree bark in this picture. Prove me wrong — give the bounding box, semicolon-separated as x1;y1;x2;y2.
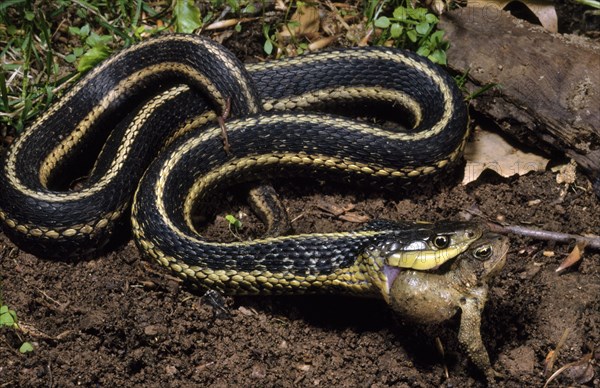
439;8;600;195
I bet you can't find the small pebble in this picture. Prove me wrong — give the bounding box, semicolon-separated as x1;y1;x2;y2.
144;324;167;336
165;365;178;376
251;364;266;379
238;306;254;316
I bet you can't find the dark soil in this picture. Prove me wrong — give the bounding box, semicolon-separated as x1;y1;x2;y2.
1;168;599;387
1;5;599;388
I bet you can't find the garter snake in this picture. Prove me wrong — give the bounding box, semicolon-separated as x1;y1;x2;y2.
0;34;474;297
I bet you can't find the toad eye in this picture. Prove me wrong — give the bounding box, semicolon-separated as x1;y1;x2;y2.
474;245;493;260
433;235;450;249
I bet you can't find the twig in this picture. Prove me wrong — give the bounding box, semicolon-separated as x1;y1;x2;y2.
218;98;232;155
48;360;54;388
486;223;600;250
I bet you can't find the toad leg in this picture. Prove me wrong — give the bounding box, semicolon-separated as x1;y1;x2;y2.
458;291;501;382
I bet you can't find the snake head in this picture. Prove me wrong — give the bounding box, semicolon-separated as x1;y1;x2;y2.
384;222;484;270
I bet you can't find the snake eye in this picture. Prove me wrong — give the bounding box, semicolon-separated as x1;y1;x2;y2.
433;235;450;249
474;245;493;260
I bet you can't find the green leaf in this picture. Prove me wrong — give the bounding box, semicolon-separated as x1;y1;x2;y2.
226;0;241;12
406;7;419;19
393;6;407;20
173;0;203;33
77;46;110;73
374;16;391;28
413;8;427;19
263;24;274;55
0;0;27;12
264;39;273;55
430;30;444;44
416;22;430;35
0;308;16;327
64;53;77;63
24;11;34;21
425;13;438;24
135;25;146;37
417;46;430;56
19;342;34;353
86;32;112;47
428;49;447;65
75;8;87;19
243;3;256;13
0;70;8;111
68;26;81;36
407;29;417;42
45;85;54;103
80;24;90;36
390;23;403;38
225;215;242;229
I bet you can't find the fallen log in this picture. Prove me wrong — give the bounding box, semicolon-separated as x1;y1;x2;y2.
439;8;600;196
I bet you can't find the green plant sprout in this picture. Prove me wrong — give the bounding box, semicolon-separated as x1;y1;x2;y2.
225;214;243;229
0;302;34;354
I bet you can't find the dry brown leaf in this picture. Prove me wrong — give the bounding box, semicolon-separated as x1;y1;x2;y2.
316;201;355;216
556;241;587;273
544;351;595;387
467;0;557;32
315;200;368;222
424;0;446;15
205;17;257;30
526;0;558;32
434;337;450;379
543;328;570;377
554;159;577;185
462;128;549;185
279;3;321;39
19;322;56;340
565;359;595;384
307;36;337;51
544;350;557;376
274;0;287;12
338;212;370;223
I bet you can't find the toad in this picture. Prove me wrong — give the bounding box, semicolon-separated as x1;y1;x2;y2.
367;230;509;381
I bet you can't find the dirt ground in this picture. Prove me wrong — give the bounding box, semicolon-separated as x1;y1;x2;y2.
1;166;599;387
1;5;600;388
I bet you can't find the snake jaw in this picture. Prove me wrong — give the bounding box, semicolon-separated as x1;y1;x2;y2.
383;264;401;297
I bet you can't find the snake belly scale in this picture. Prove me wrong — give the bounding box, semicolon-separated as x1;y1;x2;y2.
0;34;470;296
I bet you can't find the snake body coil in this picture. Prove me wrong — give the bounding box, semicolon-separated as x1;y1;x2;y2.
0;35;470;296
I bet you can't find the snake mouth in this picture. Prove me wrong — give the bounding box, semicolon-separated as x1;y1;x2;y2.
383;265;402;295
